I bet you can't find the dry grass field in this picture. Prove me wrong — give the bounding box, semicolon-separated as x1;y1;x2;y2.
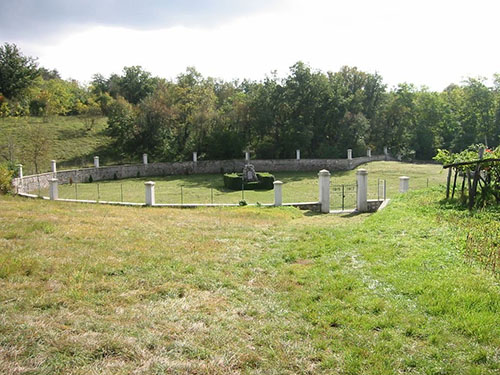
1;186;499;374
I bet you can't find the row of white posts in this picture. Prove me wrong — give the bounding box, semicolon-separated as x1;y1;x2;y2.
18;146;390;178
47;169;409;212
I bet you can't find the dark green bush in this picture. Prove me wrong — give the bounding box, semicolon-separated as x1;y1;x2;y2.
223;172;274;190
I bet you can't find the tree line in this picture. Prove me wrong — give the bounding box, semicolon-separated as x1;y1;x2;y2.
2;42;500;162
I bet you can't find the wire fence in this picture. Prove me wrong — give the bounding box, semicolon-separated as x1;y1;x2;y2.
37;175;443;208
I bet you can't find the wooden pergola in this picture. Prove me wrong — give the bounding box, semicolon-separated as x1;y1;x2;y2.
443;158;500;209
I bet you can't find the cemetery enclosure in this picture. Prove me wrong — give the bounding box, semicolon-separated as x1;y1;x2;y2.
31;162;446;210
12;155;389;194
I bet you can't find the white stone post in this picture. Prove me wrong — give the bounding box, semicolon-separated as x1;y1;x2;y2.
49;178;58;200
399;176;410;193
18;164;23;179
143;153;148;165
245;151;250;163
318;169;331;214
384;146;388;156
296;149;301;160
347;149;352;160
94;156;100;168
356;169;368;212
193;152;197;162
274;180;283;206
145;181;155;206
367;148;371;158
51;160;57;174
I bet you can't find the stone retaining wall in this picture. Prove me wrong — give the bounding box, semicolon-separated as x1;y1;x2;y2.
12;155;391;193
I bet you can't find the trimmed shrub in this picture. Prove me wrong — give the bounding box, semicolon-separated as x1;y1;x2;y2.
223;172;275;190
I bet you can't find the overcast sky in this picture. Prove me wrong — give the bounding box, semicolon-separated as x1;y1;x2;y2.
2;0;499;90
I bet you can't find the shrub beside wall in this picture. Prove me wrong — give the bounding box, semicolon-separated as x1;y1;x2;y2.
224;172;275;190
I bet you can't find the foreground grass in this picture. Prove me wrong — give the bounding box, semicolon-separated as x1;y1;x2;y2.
0;189;498;374
40;162;446;209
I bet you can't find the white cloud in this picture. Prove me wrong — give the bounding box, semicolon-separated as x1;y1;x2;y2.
15;0;500;90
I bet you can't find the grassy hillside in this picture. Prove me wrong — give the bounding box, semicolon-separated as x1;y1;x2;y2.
1;189;498;374
0;116;115;175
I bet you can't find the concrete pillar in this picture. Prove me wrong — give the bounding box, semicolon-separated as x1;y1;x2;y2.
49;178;58;200
193;152;197;162
18;164;23;179
367;148;371;158
478;147;485;160
94;156;100;168
318;169;331;214
145;181;155;206
51;160;57;173
347;149;353;160
274;180;283;206
383;146;388;156
245;151;250;163
143;153;148;165
399;176;410;193
356;169;368;212
296;149;301;160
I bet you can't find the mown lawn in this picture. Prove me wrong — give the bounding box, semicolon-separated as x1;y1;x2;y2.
39;162;447;210
0;188;498;374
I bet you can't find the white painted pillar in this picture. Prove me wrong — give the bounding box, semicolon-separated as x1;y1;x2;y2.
356;169;368;212
193;152;197;162
347;149;353;160
145;181;155;206
296;149;301;160
367;148;371;158
318;169;331;213
18;164;23;179
399;176;410;193
94;156;100;168
274;180;283;206
51;160;57;174
143;153;148;165
245;151;250;163
384;146;388;156
49;178;58;200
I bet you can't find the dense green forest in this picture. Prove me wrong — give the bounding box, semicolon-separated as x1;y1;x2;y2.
2;42;500;163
